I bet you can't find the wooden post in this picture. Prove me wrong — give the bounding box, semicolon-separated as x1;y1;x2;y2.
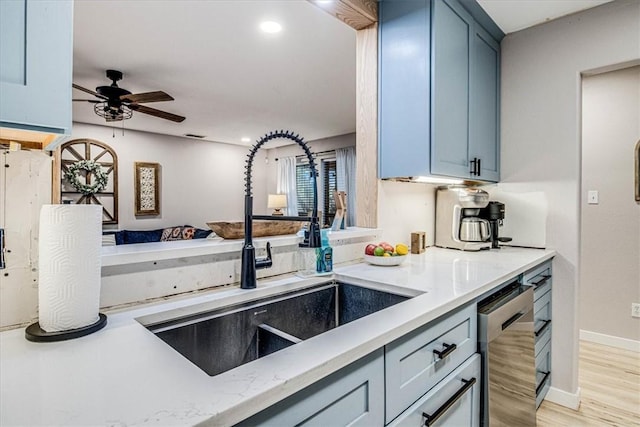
355;23;378;228
308;0;379;228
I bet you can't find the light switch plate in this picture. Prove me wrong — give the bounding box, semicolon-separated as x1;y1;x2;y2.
587;190;599;205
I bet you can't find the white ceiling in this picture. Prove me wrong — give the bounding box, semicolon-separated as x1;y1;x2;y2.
72;0;613;147
477;0;613;34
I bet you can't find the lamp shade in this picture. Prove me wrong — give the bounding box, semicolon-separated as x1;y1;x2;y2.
268;194;288;209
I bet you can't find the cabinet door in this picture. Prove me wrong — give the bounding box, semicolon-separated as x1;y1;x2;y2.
379;0;432;179
388;354;481;427
0;150;51;328
385;303;477;423
236;349;385;426
0;0;73;134
430;0;473;179
469;24;500;182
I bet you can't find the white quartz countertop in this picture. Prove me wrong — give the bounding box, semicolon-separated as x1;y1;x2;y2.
0;247;554;426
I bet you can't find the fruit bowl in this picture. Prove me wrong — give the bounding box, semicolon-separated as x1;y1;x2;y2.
364;254;407;266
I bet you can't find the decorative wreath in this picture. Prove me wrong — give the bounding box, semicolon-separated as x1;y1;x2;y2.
64;160;109;196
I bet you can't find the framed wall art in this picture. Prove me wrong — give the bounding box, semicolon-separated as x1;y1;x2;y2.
57;139;119;224
134;162;160;216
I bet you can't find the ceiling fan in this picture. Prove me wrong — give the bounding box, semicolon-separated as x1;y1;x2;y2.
73;69;186;123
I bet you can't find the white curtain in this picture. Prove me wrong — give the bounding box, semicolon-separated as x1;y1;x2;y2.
336;146;356;227
276;156;298;216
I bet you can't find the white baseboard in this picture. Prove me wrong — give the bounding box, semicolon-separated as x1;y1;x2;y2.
580;329;640;352
544;386;581;410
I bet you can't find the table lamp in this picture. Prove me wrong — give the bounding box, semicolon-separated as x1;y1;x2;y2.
268;194;287;216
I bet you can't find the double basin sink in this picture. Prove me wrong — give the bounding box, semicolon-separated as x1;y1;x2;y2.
143;281;412;377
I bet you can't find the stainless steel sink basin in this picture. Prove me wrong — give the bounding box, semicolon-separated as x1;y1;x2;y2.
144;281;412;376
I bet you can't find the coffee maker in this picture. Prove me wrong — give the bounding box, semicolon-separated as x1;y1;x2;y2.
435;187;492;251
479;201;512;249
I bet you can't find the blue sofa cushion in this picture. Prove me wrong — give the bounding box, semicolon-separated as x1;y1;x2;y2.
103;227;210;245
123;229;163;244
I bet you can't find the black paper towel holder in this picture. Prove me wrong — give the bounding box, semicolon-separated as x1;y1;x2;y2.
25;313;107;342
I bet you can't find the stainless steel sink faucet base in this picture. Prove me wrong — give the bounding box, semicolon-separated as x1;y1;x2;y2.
241;130;322;289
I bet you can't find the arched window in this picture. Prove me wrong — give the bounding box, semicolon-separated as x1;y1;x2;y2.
57;139;118;224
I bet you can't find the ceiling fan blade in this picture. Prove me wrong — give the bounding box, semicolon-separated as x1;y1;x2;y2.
72;99;101;103
129;104;185;123
72;83;107;99
121;91;174;104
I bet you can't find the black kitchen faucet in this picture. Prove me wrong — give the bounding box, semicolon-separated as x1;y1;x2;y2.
240;130;322;289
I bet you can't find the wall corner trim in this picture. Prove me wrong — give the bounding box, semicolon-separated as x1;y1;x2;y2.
544;386;582;410
580;329;640;353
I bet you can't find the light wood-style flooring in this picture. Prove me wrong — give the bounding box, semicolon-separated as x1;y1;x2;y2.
537;341;640;426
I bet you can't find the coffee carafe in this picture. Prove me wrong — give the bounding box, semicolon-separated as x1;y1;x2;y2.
435;187;492;251
479;201;513;249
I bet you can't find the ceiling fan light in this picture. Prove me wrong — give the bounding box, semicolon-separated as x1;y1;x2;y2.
94;102;132;122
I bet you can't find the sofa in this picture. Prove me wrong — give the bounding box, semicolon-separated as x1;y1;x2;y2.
103;225;213;246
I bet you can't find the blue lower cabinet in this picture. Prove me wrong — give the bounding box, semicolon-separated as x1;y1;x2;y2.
536;341;552;409
236;349;384;426
385;303;477;423
388;354;481;427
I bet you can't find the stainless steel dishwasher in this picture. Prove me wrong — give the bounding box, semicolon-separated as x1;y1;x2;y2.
478;280;536;426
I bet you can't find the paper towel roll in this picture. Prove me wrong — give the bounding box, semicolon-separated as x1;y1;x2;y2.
38;204;102;332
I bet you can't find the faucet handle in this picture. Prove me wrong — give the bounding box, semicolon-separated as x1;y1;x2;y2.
255;241;272;270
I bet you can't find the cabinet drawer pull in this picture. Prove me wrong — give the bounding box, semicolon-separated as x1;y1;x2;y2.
536;371;550;395
476;158;481;176
501;311;524;330
422;377;477;426
0;228;5;269
535;319;551;337
531;274;551;287
469;158;477;175
433;342;457;360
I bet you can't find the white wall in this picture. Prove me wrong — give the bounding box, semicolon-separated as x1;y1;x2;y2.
71;123;268;231
580;66;640;342
378;181;436;247
501;0;640;398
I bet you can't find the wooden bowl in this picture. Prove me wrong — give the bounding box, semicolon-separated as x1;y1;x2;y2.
206;221;303;239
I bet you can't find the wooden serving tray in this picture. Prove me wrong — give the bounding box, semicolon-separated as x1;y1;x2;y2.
206;220;302;239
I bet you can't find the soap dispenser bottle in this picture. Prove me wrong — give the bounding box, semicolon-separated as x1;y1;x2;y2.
316;229;333;273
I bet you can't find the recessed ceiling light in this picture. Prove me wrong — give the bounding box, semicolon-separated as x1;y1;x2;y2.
260;21;282;34
241;137;251;143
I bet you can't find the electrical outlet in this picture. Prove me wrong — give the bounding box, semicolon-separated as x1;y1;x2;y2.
632;303;640;318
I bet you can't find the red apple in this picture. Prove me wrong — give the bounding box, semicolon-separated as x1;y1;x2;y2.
380;242;394;253
364;244;377;256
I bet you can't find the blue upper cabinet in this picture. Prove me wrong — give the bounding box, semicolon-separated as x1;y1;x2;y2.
469;23;500;182
379;0;503;183
0;0;73;137
430;0;473;179
379;0;432;178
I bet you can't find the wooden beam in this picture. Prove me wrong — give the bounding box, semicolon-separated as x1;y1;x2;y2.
355;23;378;228
308;0;377;30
